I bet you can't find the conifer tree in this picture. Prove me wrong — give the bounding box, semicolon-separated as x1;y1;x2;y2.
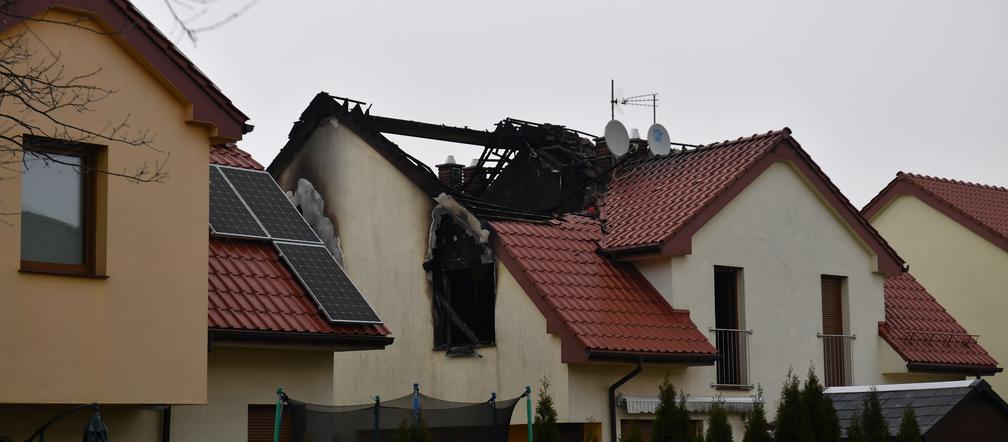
705;399;733;442
620;420;643;442
774;368;811;442
392;414;433;442
533;377;562;442
860;389;890;442
846;411;866;442
895;408;922;442
742;386;771;442
801;367;841;442
652;374;693;442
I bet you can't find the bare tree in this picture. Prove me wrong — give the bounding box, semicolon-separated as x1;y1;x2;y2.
0;1;255;224
161;0;259;45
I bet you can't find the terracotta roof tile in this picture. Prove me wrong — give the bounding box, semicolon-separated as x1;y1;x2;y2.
879;273;997;370
603;130;790;250
207;144;388;338
901;173;1008;245
490;215;716;357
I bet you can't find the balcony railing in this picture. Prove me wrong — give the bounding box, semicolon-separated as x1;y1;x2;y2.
710;328;752;389
819;333;855;387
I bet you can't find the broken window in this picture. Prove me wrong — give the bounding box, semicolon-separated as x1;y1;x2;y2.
424;198;495;353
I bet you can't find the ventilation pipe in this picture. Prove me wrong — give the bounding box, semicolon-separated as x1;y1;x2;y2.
436;155;463;188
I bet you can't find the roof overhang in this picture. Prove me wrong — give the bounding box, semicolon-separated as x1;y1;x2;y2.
0;0;250;141
906;362;1002;377
209;328;394;352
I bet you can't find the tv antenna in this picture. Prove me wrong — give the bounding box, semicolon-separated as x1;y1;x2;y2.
610;80;659;123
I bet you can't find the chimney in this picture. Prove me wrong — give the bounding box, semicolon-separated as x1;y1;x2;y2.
436;155;463;188
462;159;486;193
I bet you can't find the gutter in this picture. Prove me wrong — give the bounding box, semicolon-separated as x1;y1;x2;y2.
609;361;643;442
600;242;664;259
208;329;394;351
907;362;1003;377
587;351;717;366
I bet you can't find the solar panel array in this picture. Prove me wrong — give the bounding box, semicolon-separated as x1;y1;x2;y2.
208;164;382;325
209;166;268;239
219;166;321;243
275;242;382;323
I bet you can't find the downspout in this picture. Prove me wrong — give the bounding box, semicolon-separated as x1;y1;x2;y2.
608;360;643;442
161;406;172;442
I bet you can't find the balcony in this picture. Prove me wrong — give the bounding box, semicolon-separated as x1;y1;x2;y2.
710;328;752;389
819;333;855;387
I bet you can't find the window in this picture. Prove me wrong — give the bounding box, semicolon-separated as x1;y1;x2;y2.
712;266;749;387
820;275;852;387
426;216;495;352
20;136;98;275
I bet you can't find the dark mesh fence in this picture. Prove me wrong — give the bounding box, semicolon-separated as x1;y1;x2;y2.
286;390;525;442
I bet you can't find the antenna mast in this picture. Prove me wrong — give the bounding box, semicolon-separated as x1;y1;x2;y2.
609;80;659;124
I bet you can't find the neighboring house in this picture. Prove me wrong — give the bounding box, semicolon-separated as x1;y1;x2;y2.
864;173;1008;395
0;2;391;441
825;379;1008;441
169;145;392;442
267;93;996;441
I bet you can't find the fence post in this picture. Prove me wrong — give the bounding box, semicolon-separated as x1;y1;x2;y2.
374;395;380;442
526;385;533;442
274;387;285;442
412;383;421;425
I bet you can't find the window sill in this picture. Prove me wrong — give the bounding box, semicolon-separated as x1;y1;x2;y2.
19;268;108;279
433;343;495;357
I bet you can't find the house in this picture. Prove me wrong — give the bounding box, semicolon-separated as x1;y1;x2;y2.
864;173;1008;395
825;379;1008;441
0;2;390;441
267;93;996;441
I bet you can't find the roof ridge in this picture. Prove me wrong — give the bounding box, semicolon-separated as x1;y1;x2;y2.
899;172;1008;193
701;127;792;149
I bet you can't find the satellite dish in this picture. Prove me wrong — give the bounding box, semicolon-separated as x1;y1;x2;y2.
647;123;671;155
604;120;630;157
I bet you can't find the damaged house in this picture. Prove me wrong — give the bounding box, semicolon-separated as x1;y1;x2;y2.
266;93;997;441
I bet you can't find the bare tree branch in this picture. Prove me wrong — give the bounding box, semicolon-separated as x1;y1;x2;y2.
163;0;259;45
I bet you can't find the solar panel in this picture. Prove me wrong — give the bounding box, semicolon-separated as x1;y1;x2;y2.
219;166;321;243
275;242;382;324
209;166;268;239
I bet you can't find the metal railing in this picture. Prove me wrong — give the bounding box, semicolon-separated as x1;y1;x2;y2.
710;328;752;388
819;333;855;387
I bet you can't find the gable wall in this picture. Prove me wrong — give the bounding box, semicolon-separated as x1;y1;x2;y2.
274;121;569;423
870;195;1008;394
637;161;888;416
0;9;210;405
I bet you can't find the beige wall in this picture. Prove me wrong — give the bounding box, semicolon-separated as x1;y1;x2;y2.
0;10;210;404
869;195;1008;393
633;161;889;439
0;404;162;442
171;347;334;442
275;121;570;420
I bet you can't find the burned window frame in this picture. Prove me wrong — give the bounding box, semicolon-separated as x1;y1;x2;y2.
424;212;496;354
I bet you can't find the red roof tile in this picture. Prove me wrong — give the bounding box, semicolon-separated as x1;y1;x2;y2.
604;130;788;250
208;239;388;336
864;173;1008;253
490;215;716;359
208;144;388;338
211;144;264;170
879;273;998;372
602;128;904;274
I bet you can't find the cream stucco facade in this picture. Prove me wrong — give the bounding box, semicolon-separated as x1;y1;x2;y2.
869;194;1008;394
271;120;933;441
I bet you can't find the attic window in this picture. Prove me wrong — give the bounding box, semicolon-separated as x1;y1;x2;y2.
425;213;495;353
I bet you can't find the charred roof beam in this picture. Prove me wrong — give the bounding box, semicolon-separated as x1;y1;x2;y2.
367;115;500;146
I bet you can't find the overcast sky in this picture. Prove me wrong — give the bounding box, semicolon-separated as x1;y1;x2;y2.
134;0;1007;207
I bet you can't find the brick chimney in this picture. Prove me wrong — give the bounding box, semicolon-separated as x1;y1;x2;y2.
462;159;486;193
436;155;463;188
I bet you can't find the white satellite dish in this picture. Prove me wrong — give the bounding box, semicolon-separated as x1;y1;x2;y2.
647;123;671;155
604;120;630;157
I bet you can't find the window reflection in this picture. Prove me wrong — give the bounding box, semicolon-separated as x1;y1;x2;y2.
21;152;84;265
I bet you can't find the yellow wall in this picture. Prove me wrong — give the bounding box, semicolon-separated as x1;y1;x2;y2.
0;9;210;404
171;347;335;442
869;195;1008;394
